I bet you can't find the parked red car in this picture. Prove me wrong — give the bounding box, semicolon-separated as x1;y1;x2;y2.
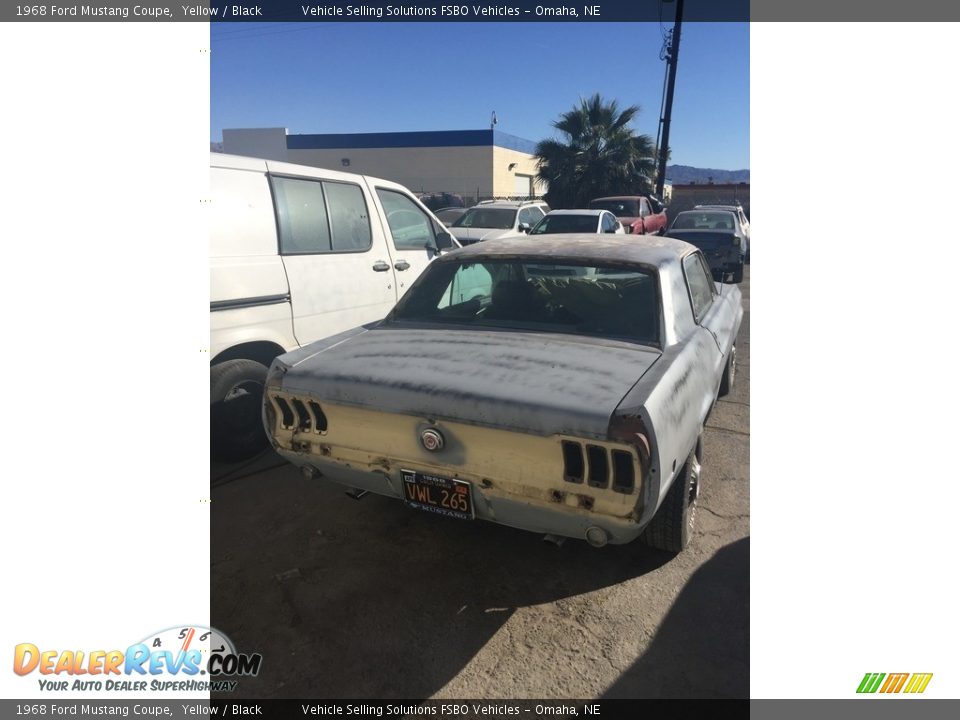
588;195;668;235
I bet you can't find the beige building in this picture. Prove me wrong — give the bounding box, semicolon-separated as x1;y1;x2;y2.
221;127;546;202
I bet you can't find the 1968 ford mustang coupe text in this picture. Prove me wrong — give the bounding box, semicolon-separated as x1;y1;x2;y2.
262;235;743;552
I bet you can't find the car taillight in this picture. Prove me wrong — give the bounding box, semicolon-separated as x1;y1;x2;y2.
607;414;651;477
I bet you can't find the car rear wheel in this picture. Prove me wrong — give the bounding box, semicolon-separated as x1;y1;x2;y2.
642;440;701;553
211;359;270;462
731;263;744;283
719;345;736;397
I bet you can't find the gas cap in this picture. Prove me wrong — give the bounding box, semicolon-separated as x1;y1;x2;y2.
420;428;445;452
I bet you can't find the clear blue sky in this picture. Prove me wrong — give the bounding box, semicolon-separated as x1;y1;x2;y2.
210;22;749;170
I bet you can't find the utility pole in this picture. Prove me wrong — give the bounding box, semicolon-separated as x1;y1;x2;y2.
655;0;683;198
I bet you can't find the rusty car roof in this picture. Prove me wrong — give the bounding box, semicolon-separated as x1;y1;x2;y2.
438;234;697;267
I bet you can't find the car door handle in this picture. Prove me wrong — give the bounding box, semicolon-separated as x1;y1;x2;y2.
372;260;391;272
394;260;411;271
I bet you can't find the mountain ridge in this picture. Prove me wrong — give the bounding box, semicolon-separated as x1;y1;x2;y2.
666;165;749;184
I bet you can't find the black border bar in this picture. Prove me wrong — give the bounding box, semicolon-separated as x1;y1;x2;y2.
6;1;748;23
9;0;960;22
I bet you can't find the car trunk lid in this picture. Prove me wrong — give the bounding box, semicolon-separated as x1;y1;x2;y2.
281;327;661;439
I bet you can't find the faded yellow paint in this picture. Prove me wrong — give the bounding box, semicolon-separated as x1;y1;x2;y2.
268;392;642;520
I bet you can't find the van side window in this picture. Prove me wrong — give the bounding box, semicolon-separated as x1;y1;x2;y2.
271;176;372;254
272;176;331;254
324;181;372;252
376;189;436;250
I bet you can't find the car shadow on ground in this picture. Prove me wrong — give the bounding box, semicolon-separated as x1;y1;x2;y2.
211;462;679;699
602;537;749;698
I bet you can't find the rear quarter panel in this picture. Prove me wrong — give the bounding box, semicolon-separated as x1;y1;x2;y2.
616;259;725;521
648;211;669;234
628;331;719;521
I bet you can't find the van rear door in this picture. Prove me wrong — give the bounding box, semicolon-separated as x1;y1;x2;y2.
268;168;399;347
209;161;296;358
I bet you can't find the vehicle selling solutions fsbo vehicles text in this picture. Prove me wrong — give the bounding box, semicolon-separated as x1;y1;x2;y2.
300;5;575;18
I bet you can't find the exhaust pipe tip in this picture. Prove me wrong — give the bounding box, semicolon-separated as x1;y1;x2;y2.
542;534;566;548
585;526;609;548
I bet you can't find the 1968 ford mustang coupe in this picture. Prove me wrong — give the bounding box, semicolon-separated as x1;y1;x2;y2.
262;235;742;552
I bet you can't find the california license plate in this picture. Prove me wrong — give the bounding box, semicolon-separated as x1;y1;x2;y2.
401;470;474;521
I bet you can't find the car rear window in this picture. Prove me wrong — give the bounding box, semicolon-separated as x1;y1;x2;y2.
388;259;660;346
530;215;600;234
672;212;736;230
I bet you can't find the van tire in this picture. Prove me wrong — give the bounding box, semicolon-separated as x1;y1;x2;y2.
211;359;269;462
642;443;701;554
732;263;744;283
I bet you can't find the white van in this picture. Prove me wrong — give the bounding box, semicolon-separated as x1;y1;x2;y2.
210;153;455;460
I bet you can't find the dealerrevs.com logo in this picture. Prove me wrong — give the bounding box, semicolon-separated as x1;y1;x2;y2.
13;626;262;693
857;673;933;694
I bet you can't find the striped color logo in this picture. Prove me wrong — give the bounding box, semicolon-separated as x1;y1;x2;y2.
857;673;933;694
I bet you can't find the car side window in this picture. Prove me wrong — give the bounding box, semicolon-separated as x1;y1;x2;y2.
271;176;372;254
639;199;649;217
376;189;436;250
698;253;718;295
602;213;617;233
520;207;544;228
683;253;715;323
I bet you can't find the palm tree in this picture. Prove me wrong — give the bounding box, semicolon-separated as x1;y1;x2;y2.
535;94;657;209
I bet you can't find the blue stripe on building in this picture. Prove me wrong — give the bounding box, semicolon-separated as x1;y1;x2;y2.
286;129;537;154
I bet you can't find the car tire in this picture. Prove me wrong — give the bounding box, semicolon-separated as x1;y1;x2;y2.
642;440;701;553
719;344;736;397
211;359;270;463
732;263;744;283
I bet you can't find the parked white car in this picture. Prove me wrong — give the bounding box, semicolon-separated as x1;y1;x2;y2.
447;200;549;245
210;153;455;460
529;209;625;235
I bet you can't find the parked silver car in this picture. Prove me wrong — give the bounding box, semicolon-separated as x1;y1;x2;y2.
263;235;742;553
667;209;748;283
695;203;751;261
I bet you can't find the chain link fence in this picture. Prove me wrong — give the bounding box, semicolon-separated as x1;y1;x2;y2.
666;185;750;220
415;191;548;211
415;186;750;223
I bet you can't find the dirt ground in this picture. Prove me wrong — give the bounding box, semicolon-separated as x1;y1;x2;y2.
211;268;750;699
